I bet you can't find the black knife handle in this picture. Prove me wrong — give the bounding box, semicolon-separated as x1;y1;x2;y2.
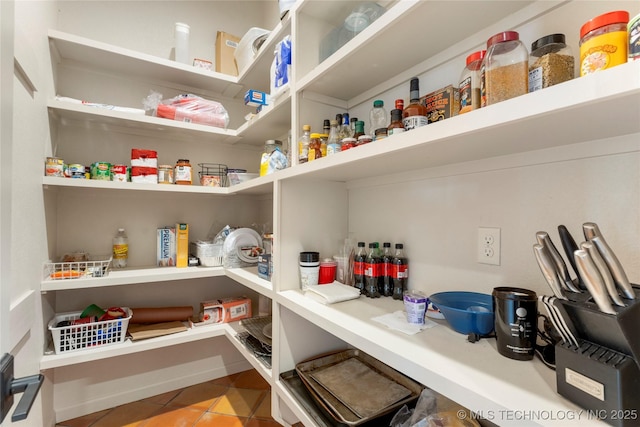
558;225;582;288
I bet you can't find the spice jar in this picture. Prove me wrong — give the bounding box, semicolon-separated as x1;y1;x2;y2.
308;133;323;161
482;31;529;106
341;137;356;151
158;165;174;184
458;50;485;114
174;159;192;185
357;135;373;146
529;34;574;92
580;11;629;76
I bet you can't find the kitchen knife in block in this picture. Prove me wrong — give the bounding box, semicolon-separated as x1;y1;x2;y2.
533;243;566;299
558;225;584;289
536;231;581;293
574;250;616;315
581;241;625;307
590;236;635;300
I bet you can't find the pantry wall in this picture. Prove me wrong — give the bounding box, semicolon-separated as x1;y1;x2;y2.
5;0;640;427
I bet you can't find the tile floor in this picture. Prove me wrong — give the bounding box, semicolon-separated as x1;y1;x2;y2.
55;369;284;427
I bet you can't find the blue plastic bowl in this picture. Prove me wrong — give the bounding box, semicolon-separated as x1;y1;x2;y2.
428;291;495;335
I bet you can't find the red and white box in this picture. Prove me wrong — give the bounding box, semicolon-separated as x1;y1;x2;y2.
131;149;158;168
198;297;252;325
130;166;158;184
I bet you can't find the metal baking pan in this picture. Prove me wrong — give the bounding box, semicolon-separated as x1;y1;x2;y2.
295;349;424;426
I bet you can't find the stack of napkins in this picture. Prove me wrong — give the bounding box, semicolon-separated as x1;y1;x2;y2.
304;282;361;304
372;311;437;335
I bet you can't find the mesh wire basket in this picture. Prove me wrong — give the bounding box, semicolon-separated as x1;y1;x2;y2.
198;163;228;187
43;255;112;280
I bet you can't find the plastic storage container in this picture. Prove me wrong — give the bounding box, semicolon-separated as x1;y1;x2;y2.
458;50;485;114
579;10;630;76
48;308;132;354
174;23;190;64
482;31;529;106
529;34;574;91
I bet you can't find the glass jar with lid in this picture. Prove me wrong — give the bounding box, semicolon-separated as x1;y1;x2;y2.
529;34;574;92
482;31;529;106
260;140;283;176
458;50;485;114
174;159;192;185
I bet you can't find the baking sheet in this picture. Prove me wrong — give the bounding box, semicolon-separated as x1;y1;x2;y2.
310;357;411;418
296;349;423;426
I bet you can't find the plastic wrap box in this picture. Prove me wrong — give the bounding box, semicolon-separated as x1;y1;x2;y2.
198;297;252;325
176;223;189;268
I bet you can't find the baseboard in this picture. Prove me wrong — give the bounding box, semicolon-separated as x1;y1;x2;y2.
54;358;252;423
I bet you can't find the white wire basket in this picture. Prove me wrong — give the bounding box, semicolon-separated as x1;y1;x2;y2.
48;308;132;354
43;255;112;280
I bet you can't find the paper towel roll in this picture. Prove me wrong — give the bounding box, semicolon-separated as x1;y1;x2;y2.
130;306;193;324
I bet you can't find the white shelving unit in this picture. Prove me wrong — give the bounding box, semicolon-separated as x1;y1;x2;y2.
41;0;640;425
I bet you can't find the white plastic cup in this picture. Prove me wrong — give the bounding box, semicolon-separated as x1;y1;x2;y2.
174;22;190;64
299;252;320;291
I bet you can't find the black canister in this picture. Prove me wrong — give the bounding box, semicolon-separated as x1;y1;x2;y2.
492;287;538;360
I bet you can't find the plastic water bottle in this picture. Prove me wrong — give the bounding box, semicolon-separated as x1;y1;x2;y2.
113;228;128;268
369;100;387;139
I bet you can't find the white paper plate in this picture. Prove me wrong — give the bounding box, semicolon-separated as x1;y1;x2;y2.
223;228;263;264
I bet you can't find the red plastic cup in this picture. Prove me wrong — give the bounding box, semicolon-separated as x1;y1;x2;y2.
318;261;337;284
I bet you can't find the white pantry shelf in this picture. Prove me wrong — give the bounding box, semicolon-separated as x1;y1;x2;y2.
41;265;226;292
276;290;606;427
40;321;228;370
283;61;640;184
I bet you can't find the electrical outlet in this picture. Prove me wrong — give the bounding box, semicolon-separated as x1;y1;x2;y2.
478;227;501;265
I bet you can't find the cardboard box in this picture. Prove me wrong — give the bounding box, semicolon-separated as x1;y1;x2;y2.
244;89;269;107
157;226;176;267
257;254;272;281
215;31;240;76
422;85;460;124
199;296;252;324
176;223;189;268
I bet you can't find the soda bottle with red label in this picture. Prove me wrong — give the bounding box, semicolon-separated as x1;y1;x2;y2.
392;243;408;300
364;243;381;298
353;242;366;294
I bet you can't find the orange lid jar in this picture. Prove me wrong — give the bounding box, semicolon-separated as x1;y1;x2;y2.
174;159;192;185
579;11;629;76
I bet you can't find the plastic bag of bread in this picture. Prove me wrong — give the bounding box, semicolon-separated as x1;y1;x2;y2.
152;93;229;129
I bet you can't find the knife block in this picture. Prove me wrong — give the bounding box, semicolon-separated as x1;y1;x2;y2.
556;341;640;427
555;284;640;368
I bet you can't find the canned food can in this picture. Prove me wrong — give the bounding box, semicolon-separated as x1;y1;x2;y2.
630;13;640;61
68;164;86;179
91;162;112;180
45;157;64;177
111;164;128;182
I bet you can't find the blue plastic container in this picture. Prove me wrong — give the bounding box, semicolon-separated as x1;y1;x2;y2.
428;291;495;335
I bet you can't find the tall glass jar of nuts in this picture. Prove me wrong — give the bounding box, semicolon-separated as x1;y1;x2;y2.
481;31;529;107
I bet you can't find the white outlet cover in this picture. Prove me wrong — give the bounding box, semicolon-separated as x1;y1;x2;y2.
478;227;501;265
